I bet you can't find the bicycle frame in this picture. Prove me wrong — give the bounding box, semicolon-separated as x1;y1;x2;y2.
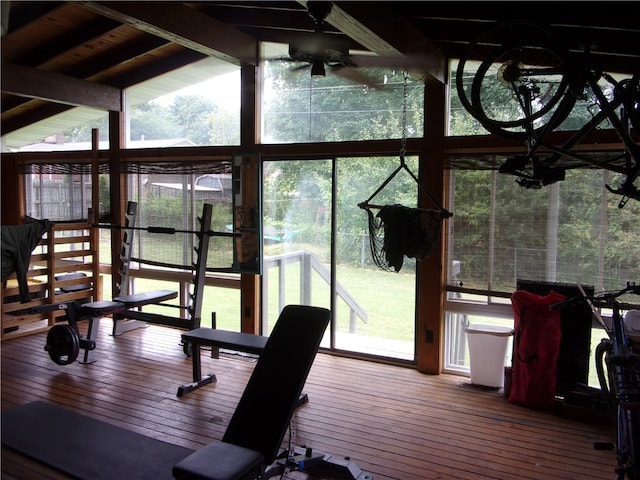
499;71;640;207
456;20;640;208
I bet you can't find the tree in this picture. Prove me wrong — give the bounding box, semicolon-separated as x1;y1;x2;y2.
130;102;181;141
263;62;424;143
171;95;217;145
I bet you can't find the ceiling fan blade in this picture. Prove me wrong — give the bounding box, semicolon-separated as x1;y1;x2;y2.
349;53;441;75
290;32;349;59
290;63;312;72
330;65;381;89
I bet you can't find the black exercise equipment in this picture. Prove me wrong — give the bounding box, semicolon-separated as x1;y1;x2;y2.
96;223;239;238
41;290;178;365
42;300;125;364
46;324;80;365
177;328;268;397
107;201;211;337
173;304;373;480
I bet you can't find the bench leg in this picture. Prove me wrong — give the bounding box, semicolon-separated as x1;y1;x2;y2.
176;343;216;397
112;316;147;336
79;317;99;364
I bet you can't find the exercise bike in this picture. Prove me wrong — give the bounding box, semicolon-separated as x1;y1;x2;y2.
555;283;640;480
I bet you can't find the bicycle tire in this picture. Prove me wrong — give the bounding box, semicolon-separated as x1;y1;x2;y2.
620;352;640;480
630;409;640;480
595;339;617;418
622;73;640;136
619;407;640;480
456;20;575;139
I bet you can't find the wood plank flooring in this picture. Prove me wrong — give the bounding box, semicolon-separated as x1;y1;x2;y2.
1;320;616;480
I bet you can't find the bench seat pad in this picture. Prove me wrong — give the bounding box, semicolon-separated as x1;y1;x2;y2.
77;301;124;317
182;328;267;355
113;289;177;307
173;441;264;480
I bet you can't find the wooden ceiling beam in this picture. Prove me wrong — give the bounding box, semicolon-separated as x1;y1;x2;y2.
1;63;122;111
320;1;448;83
77;1;258;66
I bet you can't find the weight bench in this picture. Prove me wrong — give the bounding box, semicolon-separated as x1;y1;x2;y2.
173;305;373;480
44;300;125;365
43;290;177;365
177;328;268;397
174;305;326;480
111;289;178;335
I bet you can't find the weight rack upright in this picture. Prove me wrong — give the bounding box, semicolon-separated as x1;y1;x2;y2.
111;201;212;336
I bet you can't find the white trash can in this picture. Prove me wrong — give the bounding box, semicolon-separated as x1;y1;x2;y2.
465;324;514;388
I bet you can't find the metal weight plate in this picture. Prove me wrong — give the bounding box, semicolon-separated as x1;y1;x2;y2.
45;324;80;365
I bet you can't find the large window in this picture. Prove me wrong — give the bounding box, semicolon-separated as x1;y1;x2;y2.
6;58;240;153
261;43;424;143
127;58;240;147
443;167;640;376
445;59;639;377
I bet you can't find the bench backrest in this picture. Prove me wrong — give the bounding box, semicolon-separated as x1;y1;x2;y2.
222;304;330;464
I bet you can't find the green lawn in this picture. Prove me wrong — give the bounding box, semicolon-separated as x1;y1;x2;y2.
100;252;606;387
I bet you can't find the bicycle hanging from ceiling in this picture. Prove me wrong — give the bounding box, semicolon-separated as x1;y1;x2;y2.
358;71;453;273
455;20;640;208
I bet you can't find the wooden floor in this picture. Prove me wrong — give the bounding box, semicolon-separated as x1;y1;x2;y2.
1;319;616;480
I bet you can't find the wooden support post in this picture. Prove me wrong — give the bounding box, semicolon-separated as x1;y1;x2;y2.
416;77;447;374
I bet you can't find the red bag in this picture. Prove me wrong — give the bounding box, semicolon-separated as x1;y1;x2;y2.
509;289;565;409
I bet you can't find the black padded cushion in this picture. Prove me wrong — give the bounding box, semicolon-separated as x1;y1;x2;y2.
78;301;125;318
222;305;330;463
172;442;264;480
182;328;267;355
173;304;330;480
113;289;177;307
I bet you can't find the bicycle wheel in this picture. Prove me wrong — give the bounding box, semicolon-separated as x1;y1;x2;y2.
595;339;617;418
456;20;575;139
621;73;640;136
618;407;640;479
617;352;640;480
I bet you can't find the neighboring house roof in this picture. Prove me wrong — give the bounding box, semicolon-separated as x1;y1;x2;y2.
151;173;231;191
16;138;197;152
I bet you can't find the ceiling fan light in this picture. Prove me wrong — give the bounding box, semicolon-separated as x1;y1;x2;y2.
311;59;325;77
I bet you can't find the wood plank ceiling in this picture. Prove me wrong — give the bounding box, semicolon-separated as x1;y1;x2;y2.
2;1;639;141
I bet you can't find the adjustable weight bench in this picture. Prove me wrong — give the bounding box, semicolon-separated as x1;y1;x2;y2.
177;328;268;397
173;304;373;480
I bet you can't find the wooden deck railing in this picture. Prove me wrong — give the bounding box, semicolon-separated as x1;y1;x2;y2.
263;250;367;332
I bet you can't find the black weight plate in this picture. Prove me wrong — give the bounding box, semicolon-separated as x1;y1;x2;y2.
45;324;80;365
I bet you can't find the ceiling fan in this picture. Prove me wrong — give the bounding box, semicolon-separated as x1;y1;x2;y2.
285;1;353;78
275;1;434;86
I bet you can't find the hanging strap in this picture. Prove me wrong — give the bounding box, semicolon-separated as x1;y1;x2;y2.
357;70;452;219
358;156;452;218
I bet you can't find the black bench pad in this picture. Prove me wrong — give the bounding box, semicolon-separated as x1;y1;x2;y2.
172;441;264;480
182;328;267;355
77;301;125;318
113;290;177;307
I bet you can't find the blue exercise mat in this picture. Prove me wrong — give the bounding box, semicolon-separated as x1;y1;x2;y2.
1;401;193;480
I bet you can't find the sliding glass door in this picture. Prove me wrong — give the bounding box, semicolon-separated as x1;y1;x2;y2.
262;157;418;361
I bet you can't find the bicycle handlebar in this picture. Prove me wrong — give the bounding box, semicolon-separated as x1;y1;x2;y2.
550;282;639;310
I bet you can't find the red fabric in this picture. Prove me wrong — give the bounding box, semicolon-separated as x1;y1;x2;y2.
509;289;565;409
